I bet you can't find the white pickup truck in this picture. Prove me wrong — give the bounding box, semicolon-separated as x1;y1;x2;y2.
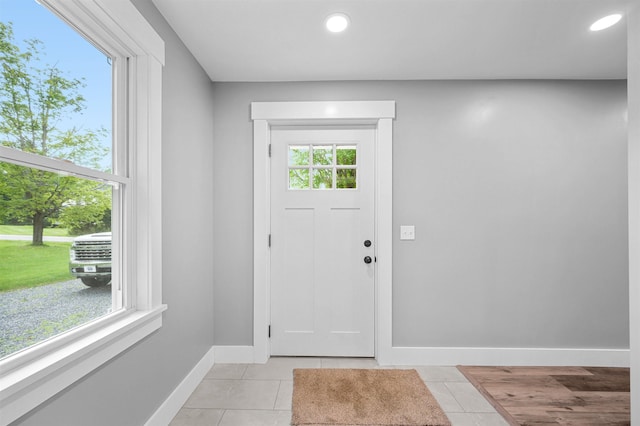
69;232;112;287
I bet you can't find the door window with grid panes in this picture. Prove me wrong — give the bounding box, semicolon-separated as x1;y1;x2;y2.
288;145;358;190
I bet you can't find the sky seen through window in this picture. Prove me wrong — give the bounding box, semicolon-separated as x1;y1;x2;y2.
1;0;112;168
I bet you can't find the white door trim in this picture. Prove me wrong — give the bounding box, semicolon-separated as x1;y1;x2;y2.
251;101;395;363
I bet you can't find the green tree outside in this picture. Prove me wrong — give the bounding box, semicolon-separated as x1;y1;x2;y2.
288;145;357;189
0;21;109;245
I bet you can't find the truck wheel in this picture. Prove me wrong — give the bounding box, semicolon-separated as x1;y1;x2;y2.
81;277;111;287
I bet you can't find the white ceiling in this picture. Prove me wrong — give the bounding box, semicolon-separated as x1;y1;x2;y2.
151;0;630;82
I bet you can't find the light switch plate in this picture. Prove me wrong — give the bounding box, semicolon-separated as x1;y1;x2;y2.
400;225;415;240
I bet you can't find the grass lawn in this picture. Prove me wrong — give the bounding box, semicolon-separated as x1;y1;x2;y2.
0;241;73;292
0;225;70;237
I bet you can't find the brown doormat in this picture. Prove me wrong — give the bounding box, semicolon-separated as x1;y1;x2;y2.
458;366;630;426
292;368;451;426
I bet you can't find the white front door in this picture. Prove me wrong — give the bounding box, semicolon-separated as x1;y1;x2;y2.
270;127;375;357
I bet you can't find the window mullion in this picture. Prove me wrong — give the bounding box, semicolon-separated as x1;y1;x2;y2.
333;144;337;189
0;146;129;185
308;144;312;189
113;55;129;178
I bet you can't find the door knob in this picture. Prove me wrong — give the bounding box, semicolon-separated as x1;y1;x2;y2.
364;240;372;247
364;256;372;264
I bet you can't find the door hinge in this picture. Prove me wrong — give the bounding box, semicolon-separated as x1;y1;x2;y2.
268;234;271;247
268;325;271;338
268;144;271;157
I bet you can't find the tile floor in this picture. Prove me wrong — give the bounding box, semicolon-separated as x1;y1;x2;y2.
170;357;509;426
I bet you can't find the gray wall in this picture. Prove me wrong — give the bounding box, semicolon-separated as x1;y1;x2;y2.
212;80;629;349
13;1;215;425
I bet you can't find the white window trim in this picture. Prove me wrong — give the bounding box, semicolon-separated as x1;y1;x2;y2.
251;101;395;364
0;1;165;424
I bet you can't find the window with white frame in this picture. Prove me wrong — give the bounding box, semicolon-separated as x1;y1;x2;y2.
0;1;165;423
0;0;117;360
288;144;358;189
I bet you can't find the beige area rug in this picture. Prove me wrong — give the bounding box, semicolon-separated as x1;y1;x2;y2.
291;368;451;426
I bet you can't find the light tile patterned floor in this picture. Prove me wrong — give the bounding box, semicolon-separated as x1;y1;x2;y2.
170;357;509;426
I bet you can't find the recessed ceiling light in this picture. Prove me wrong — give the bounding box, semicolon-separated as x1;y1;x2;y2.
326;13;350;33
590;14;622;31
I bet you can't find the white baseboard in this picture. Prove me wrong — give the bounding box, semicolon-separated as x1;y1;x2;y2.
207;344;629;367
144;346;215;426
212;345;256;363
387;346;630;367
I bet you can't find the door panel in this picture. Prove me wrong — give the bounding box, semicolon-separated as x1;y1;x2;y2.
270;127;375;357
282;208;315;333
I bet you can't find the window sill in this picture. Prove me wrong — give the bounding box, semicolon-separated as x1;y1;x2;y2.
0;305;167;425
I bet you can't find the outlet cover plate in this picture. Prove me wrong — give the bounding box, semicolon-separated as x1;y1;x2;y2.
400;225;415;240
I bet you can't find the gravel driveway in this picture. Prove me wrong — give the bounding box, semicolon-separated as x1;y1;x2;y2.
0;280;111;358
